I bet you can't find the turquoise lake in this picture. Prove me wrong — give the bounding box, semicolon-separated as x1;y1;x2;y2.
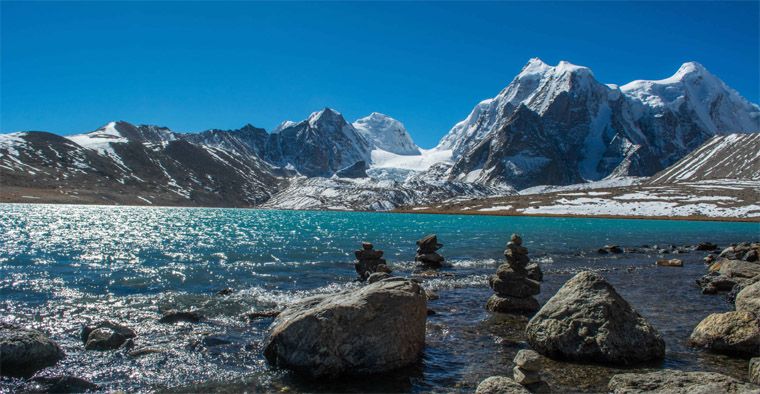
1;204;758;392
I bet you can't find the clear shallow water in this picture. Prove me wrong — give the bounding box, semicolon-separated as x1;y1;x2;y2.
0;204;758;392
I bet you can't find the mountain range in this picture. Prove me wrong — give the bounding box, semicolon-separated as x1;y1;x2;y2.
1;58;758;209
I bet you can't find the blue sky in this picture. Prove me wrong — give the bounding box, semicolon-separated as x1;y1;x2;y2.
2;1;758;148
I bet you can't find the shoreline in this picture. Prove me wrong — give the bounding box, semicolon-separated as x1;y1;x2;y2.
1;200;758;223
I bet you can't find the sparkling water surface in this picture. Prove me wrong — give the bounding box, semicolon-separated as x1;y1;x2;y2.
1;204;758;392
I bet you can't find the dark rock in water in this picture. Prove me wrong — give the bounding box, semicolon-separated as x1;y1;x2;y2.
689;311;760;357
246;310;281;320
128;347;164;358
416;234;443;253
425;289;439;301
264;278;427;378
526;271;665;365
750;357;760;384
159;310;204;324
486;294;539;314
526;263;543;282
367;272;391;283
608;370;758;393
512;366;541;384
489;273;540;298
81;321;136;351
697;242;719;251
215;288;234;296
202;335;232;347
335;160;368;178
598;245;623;254
415;234;445;267
354;241;389;281
427;308;436;316
22;375;98;393
0;323;65;378
475;376;530;394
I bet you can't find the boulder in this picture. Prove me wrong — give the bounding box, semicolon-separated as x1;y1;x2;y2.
525;271;665;365
737;281;760;317
159;310;204;324
689;311;760;357
513;366;541;385
526;263;543;282
475;376;530;394
264;277;427;377
0;323;65;378
416;234;443;253
486;294;539;313
81;321;136;351
720;260;760;279
608;370;759;393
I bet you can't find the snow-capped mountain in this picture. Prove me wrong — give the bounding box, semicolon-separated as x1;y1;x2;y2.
353;113;420;155
264;108;372;177
438;58;760;189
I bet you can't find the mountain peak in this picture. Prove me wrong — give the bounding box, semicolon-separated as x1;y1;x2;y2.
353;112;420;156
675;61;708;77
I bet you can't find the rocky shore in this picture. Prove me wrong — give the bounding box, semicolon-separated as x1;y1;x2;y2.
2;235;759;392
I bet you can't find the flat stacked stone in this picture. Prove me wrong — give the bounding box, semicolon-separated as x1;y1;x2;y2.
354;242;390;281
513;349;549;392
486;234;541;314
415;234;445;268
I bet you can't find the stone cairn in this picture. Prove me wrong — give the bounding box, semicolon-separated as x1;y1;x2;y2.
486;234;542;313
513;349;549;392
354;242;391;282
415;234;444;268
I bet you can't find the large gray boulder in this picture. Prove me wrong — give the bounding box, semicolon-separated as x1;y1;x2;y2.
475;376;530;394
738;281;760;317
0;323;65;377
525;271;665;365
689;311;760;357
264;277;427;377
720;260;760;279
608;370;760;393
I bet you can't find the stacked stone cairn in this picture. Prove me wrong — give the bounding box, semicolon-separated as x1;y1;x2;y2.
415;234;445;268
354;242;391;282
513;349;549;392
486;234;541;313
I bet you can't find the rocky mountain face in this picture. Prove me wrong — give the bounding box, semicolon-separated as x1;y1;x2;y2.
648;133;760;184
353;113;420;155
439;59;760;189
0;122;285;206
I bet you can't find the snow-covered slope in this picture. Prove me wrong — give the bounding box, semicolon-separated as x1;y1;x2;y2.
439;58;760;189
353;113;420;155
649;133;760;183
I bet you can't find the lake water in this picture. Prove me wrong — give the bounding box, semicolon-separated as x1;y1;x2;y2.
1;204;758;392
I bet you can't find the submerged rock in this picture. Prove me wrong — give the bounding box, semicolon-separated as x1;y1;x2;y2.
264;277;427;377
526;271;665;365
81;321;136;351
159;310;204;324
475;376;530;394
0;323;65;378
608;369;759;393
21;375;99;393
689;311;760;357
656;258;683;267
